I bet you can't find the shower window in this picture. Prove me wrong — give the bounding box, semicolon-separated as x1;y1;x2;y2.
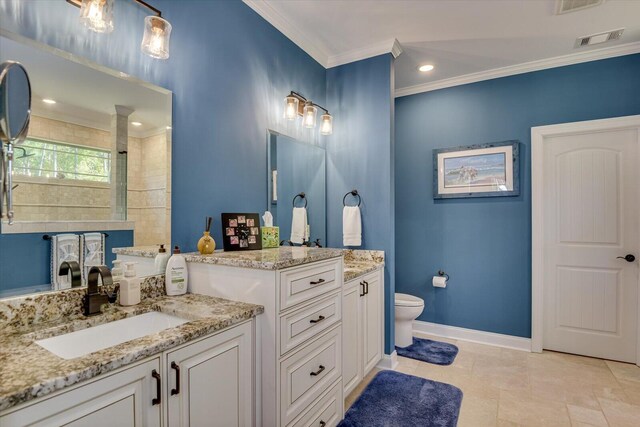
13;138;111;183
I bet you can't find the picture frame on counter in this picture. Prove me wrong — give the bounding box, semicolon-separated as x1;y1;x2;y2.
221;213;263;251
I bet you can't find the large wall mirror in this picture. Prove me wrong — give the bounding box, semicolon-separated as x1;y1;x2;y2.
0;32;172;297
267;130;326;246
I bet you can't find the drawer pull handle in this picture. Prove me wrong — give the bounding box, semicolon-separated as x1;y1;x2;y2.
310;278;326;285
319;422;326;427
151;369;161;406
171;361;180;395
310;365;325;376
364;280;369;295
310;315;326;324
360;281;365;297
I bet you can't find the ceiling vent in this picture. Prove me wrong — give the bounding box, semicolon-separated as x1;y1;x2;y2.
557;0;605;15
576;28;624;48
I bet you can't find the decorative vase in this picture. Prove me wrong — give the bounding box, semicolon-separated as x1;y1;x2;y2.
197;231;215;254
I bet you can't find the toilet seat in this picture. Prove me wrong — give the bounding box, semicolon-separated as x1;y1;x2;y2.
395;293;424;307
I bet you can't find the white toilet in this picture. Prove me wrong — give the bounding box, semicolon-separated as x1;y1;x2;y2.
394;293;425;348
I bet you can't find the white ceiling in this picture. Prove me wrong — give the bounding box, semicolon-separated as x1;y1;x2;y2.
0;34;171;136
245;0;640;95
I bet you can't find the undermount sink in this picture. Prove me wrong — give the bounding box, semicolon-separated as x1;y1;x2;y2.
35;312;189;360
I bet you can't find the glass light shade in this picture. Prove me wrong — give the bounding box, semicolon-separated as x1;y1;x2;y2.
141;16;172;60
302;103;317;129
284;96;299;121
79;0;114;33
320;113;333;135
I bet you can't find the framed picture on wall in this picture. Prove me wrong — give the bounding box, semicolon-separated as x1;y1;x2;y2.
433;140;520;199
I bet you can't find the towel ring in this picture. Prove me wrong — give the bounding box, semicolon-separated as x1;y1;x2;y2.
343;189;361;207
292;192;307;208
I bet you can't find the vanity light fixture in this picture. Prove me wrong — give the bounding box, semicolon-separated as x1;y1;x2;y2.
68;0;172;60
131;121;142;126
418;64;435;72
283;91;333;135
42;99;57;104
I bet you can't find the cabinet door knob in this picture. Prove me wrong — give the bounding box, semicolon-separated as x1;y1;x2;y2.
310;365;325;376
151;369;161;406
171;362;181;396
309;315;326;324
310;278;326;285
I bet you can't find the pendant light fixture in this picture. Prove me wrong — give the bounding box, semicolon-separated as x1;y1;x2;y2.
68;0;172;60
283;91;333;135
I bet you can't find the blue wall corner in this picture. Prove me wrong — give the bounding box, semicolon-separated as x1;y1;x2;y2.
395;53;640;338
326;54;396;354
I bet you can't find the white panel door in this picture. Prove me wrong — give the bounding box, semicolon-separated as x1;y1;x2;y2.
543;128;639;362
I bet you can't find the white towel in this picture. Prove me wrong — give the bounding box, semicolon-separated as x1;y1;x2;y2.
343;206;362;246
51;234;81;290
290;207;308;244
82;233;105;286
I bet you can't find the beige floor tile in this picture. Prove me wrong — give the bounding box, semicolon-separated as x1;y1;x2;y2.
473;357;530;391
616;379;640;405
598;397;640;427
457;396;498;427
530;376;601;410
567;405;609;427
605;361;640;383
498;390;572;426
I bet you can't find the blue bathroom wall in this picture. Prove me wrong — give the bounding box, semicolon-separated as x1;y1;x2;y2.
0;0;326;291
326;54;396;353
395;54;640;338
0;230;132;297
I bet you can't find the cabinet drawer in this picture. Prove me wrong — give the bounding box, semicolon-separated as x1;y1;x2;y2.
280;259;342;311
289;380;343;427
280;292;342;355
281;325;342;426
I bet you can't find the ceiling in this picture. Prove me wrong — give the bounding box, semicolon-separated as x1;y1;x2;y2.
0;35;171;136
244;0;640;95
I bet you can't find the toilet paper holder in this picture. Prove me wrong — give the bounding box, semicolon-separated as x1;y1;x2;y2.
437;270;450;281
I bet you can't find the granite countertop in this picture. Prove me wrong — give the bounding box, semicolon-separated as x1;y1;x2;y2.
0;293;263;411
343;249;385;282
182;247;344;270
113;245;161;258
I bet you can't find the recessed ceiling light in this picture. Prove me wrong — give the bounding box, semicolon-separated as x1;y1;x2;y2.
42;98;56;104
418;64;434;72
131;121;142;126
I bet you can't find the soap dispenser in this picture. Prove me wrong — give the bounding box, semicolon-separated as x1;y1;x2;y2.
154;244;170;274
165;246;188;296
119;262;141;306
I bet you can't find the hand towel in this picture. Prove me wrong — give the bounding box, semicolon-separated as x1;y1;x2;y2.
290;207;308;244
51;234;81;290
82;233;105;286
343;206;362;246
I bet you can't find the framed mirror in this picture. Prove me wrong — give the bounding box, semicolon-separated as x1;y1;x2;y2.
0;32;172;297
267;130;326;246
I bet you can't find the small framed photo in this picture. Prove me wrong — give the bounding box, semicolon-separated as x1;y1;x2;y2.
239;239;248;248
226;227;235;236
237;215;246;224
248;236;256;244
230;236;239;245
229;219;238;227
247;218;255;227
433;140;520;199
250;227;259;236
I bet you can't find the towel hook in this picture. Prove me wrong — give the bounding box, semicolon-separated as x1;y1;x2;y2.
343;189;361;207
292;192;307;208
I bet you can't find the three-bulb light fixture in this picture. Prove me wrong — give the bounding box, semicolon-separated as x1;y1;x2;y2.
284;92;333;136
68;0;172;60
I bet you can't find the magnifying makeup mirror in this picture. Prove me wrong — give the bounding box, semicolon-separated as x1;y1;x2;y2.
0;60;32;224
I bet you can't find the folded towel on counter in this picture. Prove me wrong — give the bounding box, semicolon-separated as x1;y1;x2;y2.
51;234;81;290
343;206;362;246
290;207;308;244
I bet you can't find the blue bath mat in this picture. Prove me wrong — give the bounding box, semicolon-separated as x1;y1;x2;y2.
339;370;463;427
395;337;459;365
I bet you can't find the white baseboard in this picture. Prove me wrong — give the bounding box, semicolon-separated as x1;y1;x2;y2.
413;320;532;352
376;350;399;370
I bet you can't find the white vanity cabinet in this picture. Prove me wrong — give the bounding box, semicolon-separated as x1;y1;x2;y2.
342;269;384;397
0;358;162;427
0;321;254;427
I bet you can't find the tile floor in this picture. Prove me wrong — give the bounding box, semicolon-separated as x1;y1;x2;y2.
345;333;640;427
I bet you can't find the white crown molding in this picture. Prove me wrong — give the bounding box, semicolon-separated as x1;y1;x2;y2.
413;320;532;352
327;38;403;68
395;41;640;98
243;0;330;67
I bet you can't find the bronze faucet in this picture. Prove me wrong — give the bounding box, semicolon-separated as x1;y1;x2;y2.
58;261;82;288
83;266;112;316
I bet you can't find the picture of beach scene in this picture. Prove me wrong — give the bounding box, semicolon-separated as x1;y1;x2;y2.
443;153;506;188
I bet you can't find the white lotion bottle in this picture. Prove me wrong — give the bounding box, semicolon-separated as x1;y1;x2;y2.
165;246;188;296
119;262;141;306
154;244;170;275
